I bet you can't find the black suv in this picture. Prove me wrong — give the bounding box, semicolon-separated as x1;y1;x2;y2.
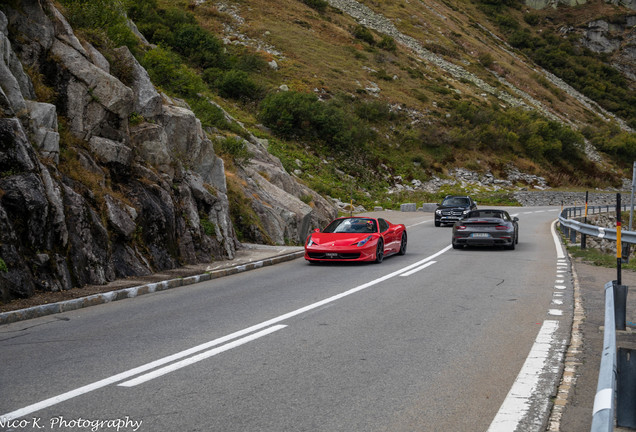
434;195;477;227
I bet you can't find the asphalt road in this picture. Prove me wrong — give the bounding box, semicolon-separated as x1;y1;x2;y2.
0;207;572;432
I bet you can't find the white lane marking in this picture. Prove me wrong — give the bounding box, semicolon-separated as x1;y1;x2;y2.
488;218;568;431
119;325;287;387
551;220;566;259
407;220;431;228
487;320;560;432
1;245;453;420
399;261;436;277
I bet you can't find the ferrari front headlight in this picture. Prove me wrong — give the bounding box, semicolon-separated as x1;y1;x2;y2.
356;235;373;247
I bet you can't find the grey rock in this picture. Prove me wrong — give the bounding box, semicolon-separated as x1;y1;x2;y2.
89;136;133;167
104;195;137;239
24;100;60;162
114;46;162;120
129;122;173;175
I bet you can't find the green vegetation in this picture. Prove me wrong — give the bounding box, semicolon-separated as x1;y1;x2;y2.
200;218;216;237
476;0;636;133
567;245;636;272
54;0;633;213
217;136;252;164
300;0;329;13
0;258;7;273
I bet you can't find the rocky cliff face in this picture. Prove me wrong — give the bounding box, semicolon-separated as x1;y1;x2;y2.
526;0;636;84
0;0;336;301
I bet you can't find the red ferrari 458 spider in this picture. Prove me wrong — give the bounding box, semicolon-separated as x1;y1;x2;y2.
304;216;407;263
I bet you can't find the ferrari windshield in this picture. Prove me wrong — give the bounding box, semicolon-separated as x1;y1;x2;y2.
323;218;378;234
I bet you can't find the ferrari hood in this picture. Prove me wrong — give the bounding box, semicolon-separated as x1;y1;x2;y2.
310;233;372;246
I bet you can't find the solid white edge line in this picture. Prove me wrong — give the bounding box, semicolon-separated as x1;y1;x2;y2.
488;219;568;431
551;219;566;259
399;261;436;277
119;325;287;387
486;320;560;432
2;245;453;421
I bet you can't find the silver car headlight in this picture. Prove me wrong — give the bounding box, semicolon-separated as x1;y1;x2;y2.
306;236;315;247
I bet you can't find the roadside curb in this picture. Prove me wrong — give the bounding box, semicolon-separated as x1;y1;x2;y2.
0;250;305;326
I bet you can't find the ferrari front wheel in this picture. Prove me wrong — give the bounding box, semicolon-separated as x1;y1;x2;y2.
375;239;384;263
398;232;407;255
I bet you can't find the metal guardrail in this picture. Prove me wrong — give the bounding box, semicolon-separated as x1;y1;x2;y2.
559;206;636;431
559;205;636;245
591;281;617;432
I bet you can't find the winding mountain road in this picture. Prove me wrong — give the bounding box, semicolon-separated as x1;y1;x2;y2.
0;207;572;432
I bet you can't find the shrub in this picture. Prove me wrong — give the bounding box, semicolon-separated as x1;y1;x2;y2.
478;53;494;68
378;35;397;52
215;70;263;101
0;258;7;273
59;0;140;53
301;0;328;12
258;91;322;138
524;13;540;26
188;98;230;130
354;100;392;122
141;47;206;98
200;218;216;237
352;25;375;45
170;24;226;69
218;136;252;163
258;91;372;153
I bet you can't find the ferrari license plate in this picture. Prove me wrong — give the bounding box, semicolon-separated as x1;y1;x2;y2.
325;253;338;258
471;233;490;238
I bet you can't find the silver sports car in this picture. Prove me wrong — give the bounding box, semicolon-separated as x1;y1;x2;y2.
452;209;519;250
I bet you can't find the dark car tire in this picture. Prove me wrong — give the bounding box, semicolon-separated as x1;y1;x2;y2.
375;239;384;263
452;242;462;249
434;220;441;227
507;240;516;250
398;233;407;255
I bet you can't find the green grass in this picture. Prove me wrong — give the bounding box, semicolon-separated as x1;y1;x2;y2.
567;245;636;272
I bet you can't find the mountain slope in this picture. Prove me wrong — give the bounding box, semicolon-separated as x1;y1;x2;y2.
146;0;634;203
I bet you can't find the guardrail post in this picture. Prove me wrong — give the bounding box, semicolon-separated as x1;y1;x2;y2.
617;347;636;428
581;191;589;249
613;280;628;331
591;281;617;432
570;224;578;243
